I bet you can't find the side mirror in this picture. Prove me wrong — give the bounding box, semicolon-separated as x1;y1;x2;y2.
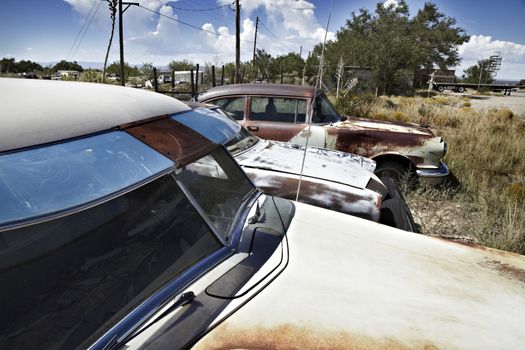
340;116;348;122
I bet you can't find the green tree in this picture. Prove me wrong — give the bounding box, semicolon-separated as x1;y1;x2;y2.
461;59;494;84
326;1;468;94
106;61;139;78
274;53;304;75
53;60;84;72
79;69;102;83
140;62;155;81
168;59;194;71
0;57;17;73
254;49;278;82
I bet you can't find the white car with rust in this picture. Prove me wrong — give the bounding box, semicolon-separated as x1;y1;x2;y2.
0;78;524;350
181;102;414;231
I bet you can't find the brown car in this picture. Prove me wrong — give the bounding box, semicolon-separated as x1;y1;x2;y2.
197;84;449;185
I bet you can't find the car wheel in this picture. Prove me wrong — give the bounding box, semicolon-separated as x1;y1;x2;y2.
380;197;417;232
375;160;411;184
437;85;445;92
457;86;465;93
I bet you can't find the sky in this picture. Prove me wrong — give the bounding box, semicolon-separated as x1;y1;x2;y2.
0;0;524;79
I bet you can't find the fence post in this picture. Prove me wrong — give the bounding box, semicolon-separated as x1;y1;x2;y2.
195;64;199;94
153;67;158;92
171;69;175;90
280;64;283;84
212;66;216;87
190;69;195;98
220;65;225;85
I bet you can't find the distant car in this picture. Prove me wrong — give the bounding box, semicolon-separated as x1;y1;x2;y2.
197;84;449;185
183;102;415;231
2;79;525;350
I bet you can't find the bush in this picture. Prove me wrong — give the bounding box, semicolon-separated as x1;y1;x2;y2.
335;93;377;118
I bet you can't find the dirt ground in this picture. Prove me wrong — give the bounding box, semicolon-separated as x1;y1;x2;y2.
444;90;525;115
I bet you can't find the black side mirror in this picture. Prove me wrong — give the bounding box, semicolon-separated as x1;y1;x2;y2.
340;116;348;122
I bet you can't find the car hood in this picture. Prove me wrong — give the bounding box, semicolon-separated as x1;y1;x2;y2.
196;202;525;350
235;140;377;190
333;116;435;137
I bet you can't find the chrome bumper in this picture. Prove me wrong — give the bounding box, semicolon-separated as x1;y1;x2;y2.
416;161;449;185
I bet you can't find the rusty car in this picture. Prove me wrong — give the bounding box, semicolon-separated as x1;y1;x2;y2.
181;102;415;231
2;79;524;350
197;83;449;185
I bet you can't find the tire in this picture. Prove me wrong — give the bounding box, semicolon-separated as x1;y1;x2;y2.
375;160;409;184
437;85;445;92
379;176;403;200
457;86;465;93
379;197;417;232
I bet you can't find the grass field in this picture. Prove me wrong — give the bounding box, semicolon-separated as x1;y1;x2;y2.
335;93;525;254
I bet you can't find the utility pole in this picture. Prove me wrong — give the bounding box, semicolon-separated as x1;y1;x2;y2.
299;46;302;58
118;0;139;86
235;0;241;83
252;16;259;81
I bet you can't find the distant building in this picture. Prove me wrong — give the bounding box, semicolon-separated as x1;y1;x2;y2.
57;70;80;80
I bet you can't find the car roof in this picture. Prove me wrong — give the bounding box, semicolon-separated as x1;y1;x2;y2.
0;78;191;153
197;83;318;101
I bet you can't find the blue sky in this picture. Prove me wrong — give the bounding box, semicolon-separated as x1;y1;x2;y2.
1;0;524;79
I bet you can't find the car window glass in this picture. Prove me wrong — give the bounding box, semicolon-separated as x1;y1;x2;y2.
0;173;222;350
176;148;254;241
0;131;174;229
211;97;244;120
250;97;306;123
312;94;340;124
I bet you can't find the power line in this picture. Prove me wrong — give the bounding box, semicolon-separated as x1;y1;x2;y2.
137;4;254;43
70;0;103;60
66;0;98;60
258;21;295;53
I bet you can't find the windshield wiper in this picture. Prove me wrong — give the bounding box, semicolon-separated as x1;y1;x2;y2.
105;291;195;350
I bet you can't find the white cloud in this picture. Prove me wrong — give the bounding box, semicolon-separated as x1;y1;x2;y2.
457;35;525;80
382;0;399;9
26;48;32;51
217;0;334;57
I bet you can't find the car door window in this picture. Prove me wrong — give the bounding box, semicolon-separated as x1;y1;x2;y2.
250;97;306;123
211;97;245;120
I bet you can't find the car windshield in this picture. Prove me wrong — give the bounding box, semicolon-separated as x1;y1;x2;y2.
313;93;341;123
224;126;260;155
176;147;255;241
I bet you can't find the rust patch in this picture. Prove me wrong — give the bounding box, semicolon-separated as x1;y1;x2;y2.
326;126;428;161
244;168;380;221
194;323;439;350
479;259;525;284
124;117;218;167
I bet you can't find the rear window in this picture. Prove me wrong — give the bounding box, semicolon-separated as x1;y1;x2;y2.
0;131;174;229
0;173;222;350
250;97;307;123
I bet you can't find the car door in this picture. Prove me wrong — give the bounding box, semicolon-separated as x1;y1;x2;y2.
244;96;310;142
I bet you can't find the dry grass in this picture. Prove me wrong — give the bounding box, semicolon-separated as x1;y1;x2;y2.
336;93;525;254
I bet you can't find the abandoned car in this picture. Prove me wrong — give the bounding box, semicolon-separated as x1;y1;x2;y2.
1;79;525;350
197;84;449;185
182;102;415;231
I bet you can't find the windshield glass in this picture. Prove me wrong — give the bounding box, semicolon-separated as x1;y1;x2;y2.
176;147;255;241
0;173;222;350
312;94;341;123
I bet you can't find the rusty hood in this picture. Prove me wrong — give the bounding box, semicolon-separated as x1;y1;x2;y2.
235;140;377;190
195;203;525;350
333;116;435;136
